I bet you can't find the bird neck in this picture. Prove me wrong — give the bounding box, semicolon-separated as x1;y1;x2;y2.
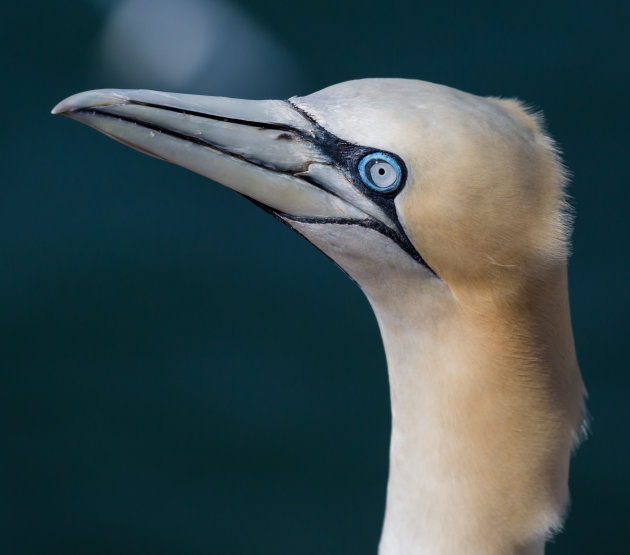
363;264;583;555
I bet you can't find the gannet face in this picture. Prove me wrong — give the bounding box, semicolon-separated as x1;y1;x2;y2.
53;79;567;296
293;80;568;294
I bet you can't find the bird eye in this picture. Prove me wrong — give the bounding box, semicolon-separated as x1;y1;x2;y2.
358;152;403;193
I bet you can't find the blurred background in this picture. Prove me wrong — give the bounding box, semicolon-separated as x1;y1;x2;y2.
1;0;628;553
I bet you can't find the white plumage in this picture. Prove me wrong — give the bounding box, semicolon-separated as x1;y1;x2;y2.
54;79;585;554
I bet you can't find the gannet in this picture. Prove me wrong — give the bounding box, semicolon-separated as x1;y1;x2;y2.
53;79;586;555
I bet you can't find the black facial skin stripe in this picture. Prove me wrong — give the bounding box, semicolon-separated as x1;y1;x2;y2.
285;99;407;215
249;199;437;277
284;100;438;278
76;103;438;278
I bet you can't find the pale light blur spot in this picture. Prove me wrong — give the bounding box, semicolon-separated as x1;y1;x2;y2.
95;0;304;97
100;0;216;88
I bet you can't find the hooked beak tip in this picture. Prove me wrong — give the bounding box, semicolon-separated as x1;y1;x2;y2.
51;89;131;115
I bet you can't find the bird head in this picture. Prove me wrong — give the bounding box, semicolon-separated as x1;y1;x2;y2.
53;79;569;301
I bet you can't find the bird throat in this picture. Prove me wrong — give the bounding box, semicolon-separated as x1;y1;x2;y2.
364;265;581;555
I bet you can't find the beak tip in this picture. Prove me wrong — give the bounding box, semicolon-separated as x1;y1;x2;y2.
51;101;65;115
51;89;130;116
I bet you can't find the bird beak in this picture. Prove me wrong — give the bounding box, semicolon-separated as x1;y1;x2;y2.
52;89;389;224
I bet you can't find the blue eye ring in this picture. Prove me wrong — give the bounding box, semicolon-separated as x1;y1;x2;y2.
358;152;403;193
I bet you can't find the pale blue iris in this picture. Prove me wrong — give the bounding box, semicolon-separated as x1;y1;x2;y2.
358;152;402;193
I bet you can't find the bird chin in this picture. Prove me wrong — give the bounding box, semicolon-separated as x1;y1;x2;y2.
281;217;438;291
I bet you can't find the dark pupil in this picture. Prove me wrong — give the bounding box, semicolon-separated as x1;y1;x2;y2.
378;167;386;175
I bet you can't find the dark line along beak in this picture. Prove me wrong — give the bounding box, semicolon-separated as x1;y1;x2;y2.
51;89;396;227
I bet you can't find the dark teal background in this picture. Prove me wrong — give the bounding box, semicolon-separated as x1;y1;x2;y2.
2;0;629;553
